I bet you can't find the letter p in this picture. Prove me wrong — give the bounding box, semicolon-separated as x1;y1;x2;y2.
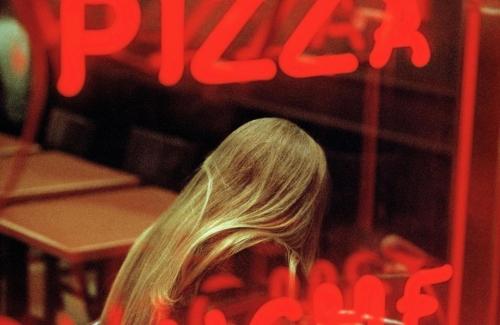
58;0;140;97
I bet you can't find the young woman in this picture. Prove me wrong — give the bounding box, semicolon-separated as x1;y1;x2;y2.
99;118;330;324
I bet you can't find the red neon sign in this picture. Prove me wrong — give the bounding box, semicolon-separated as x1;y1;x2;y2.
278;0;359;78
190;0;277;84
0;264;451;325
369;0;431;68
58;0;141;96
57;0;431;97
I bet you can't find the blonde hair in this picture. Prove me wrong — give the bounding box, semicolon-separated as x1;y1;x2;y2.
101;118;330;324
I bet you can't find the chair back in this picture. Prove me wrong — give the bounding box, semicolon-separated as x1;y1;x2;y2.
124;127;199;190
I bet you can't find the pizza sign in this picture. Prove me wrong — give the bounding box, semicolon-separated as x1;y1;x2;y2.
57;0;431;97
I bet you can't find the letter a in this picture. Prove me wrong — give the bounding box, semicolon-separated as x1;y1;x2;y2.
369;0;431;68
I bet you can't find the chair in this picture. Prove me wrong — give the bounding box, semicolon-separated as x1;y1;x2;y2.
44;108;96;157
124;127;199;190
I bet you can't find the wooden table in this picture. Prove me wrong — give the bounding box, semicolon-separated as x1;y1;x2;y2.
0;133;40;158
0;187;177;322
0;187;176;263
0;151;139;203
0;151;139;320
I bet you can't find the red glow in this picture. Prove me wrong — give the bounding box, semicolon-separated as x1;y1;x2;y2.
57;0;141;97
447;2;481;324
56;0;433;96
369;0;430;68
190;0;277;84
55;313;76;325
233;14;273;60
0;317;21;325
204;310;227;325
32;0;60;48
187;296;210;325
312;283;343;324
278;0;359;78
107;304;123;325
152;304;178;325
185;0;222;46
311;0;365;52
249;297;303;325
10;43;28;76
307;259;339;303
351;275;385;325
417;0;431;21
343;250;381;285
397;265;453;325
200;273;243;293
159;0;184;86
312;276;385;325
0;264;451;324
268;266;300;298
262;0;299;58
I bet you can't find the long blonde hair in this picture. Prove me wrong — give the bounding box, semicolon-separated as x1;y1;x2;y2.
101;118;330;324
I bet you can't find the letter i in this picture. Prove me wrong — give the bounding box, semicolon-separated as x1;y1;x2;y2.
159;0;185;86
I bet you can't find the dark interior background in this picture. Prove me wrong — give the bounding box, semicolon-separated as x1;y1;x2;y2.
0;0;462;263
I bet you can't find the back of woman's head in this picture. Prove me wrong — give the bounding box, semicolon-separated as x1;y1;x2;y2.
102;118;329;324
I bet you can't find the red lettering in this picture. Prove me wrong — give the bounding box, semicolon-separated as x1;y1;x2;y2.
200;273;243;293
343;249;381;285
312;283;343;324
55;0;434;96
159;0;184;86
187;296;210;325
204;309;227;325
307;259;339;303
350;275;385;325
312;275;385;325
233;17;272;60
311;0;365;53
262;0;299;58
249;297;303;325
190;0;277;84
369;0;431;68
0;264;453;325
397;264;453;325
268;266;300;298
279;0;359;78
57;0;141;97
342;250;386;309
188;273;244;325
185;0;222;46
